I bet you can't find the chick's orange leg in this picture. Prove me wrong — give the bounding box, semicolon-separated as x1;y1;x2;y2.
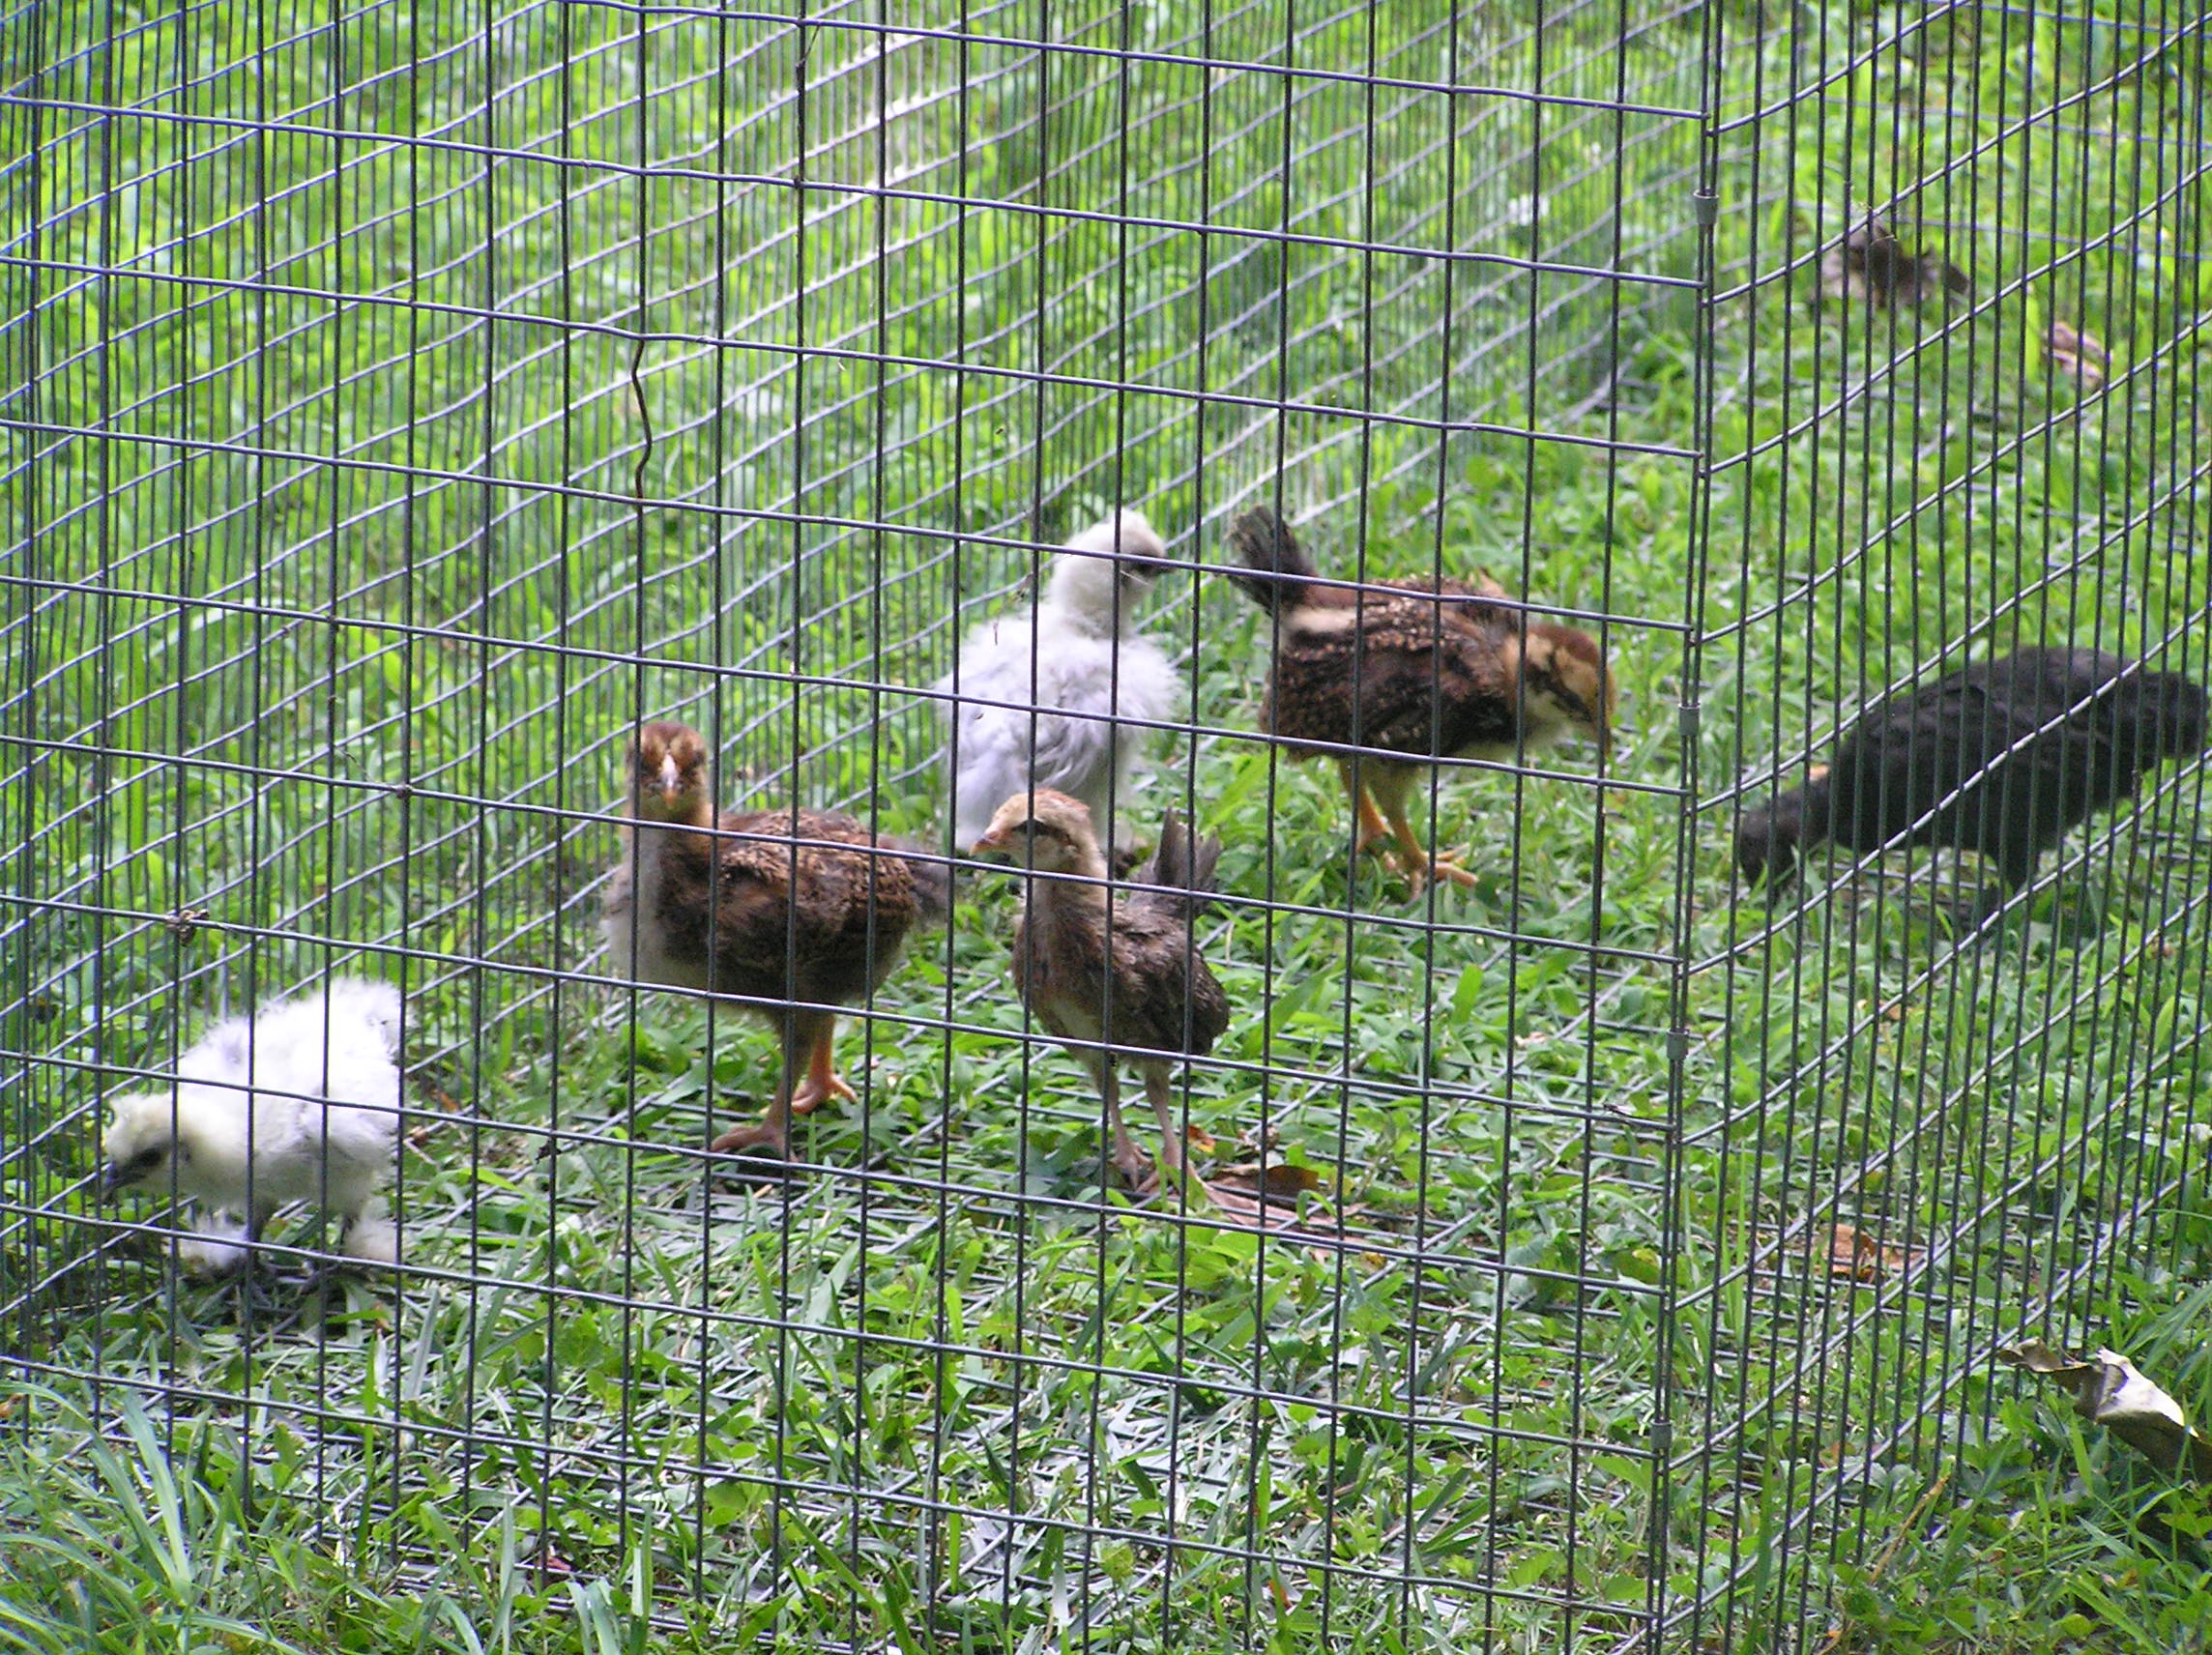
709;1011;828;1159
1141;1064;1195;1195
709;1100;789;1158
1334;760;1398;861
787;1017;857;1116
1377;780;1479;896
1089;1057;1153;1190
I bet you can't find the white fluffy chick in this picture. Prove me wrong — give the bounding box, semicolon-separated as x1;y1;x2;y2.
102;977;404;1274
934;509;1179;859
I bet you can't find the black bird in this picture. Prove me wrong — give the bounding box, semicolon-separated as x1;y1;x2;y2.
1738;647;2206;915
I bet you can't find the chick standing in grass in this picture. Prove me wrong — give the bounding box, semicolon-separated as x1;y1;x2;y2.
1737;646;2208;921
602;720;949;1161
975;788;1283;1226
1226;504;1615;897
934;510;1179;865
102;977;404;1274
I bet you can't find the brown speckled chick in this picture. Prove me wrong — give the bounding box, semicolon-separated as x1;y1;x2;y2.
974;789;1243;1211
1226;505;1615;896
603;721;948;1161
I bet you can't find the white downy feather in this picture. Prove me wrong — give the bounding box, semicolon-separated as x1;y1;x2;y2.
103;977;405;1270
934;509;1179;856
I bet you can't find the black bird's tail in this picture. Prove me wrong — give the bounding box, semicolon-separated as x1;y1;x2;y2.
1736;769;1835;890
2141;671;2210;761
1132;810;1222;921
1225;506;1323;615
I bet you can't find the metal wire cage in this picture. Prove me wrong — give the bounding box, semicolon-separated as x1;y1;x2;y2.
1683;5;2212;1646
2;2;2205;1650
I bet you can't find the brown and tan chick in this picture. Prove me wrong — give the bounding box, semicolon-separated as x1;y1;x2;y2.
1226;505;1615;896
603;721;949;1161
974;788;1270;1219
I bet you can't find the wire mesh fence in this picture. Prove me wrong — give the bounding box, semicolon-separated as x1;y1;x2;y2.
3;2;2207;1649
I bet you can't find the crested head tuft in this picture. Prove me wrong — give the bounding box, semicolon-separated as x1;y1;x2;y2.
1042;509;1168;628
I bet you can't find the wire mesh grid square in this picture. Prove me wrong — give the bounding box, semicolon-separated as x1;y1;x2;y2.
2;3;2206;1650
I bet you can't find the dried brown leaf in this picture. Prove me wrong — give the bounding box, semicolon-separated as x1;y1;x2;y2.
1213;1159;1327;1202
1999;1342;2212;1482
1821;1222;1911;1281
2046;320;2109;392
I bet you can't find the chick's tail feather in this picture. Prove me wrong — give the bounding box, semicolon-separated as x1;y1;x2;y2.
2144;671;2210;760
1133;810;1222;920
1225;505;1321;615
886;836;953;926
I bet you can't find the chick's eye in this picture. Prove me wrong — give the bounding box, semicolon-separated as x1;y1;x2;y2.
129;1147;166;1174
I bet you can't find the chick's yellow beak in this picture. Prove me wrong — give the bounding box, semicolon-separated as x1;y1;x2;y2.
972;828;1007;856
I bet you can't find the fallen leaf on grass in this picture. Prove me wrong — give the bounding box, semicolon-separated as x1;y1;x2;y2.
2046;320;2109;392
1134;1169;1341;1244
1184;1149;1353;1245
1998;1342;2212;1482
1211;1159;1327;1202
1819;1223;1915;1280
406;1078;466;1147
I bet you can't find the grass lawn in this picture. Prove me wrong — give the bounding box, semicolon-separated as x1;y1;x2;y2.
3;1;2208;1650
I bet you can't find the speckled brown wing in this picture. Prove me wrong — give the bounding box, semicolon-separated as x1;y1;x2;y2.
1110;891;1230;1058
1011;894;1228;1060
1264;591;1525;761
649;807;929;1010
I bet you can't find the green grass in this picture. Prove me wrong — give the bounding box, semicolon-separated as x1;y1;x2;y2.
4;0;2211;1650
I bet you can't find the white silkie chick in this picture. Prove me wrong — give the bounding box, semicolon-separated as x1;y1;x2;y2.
101;977;404;1274
934;509;1180;861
